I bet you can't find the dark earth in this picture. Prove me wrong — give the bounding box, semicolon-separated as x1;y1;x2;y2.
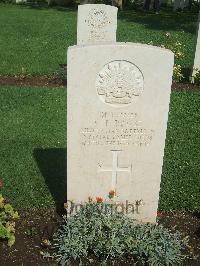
0;75;66;88
0;78;199;265
0;75;200;91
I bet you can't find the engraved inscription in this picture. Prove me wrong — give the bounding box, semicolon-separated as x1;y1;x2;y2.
98;150;132;191
86;8;110;42
80;112;154;147
96;61;144;106
89;29;106;42
87;8;109;28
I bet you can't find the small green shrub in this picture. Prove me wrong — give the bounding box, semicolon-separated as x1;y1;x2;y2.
157;33;185;82
54;201;189;266
0;180;19;247
173;63;184;82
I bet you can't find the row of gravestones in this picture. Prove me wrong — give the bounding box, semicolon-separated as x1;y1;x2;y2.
67;5;200;223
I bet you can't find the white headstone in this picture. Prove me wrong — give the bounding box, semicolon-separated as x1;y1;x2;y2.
77;4;118;45
67;43;174;223
192;12;200;78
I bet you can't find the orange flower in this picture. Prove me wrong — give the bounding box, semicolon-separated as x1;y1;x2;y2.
108;190;115;199
96;197;103;203
63;202;68;209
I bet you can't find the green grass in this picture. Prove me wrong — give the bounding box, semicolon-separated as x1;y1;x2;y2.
0;4;198;76
159;91;200;211
0;86;66;209
0;86;199;212
0;4;77;75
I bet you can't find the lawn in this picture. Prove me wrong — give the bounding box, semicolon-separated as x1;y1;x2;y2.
0;3;198;76
0;86;199;212
159;91;200;211
0;86;66;210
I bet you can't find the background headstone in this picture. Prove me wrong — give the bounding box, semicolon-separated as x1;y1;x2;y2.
67;43;174;223
77;4;118;45
192;12;200;78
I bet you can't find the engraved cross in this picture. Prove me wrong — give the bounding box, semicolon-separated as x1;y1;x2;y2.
98;150;132;191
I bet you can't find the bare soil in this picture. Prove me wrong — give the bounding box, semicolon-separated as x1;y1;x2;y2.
0;75;66;88
0;75;200;91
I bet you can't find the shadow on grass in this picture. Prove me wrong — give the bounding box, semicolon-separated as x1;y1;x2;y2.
118;7;198;34
22;2;77;12
34;148;67;215
16;4;198;34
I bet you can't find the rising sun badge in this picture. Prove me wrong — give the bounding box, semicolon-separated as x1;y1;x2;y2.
96;60;144;106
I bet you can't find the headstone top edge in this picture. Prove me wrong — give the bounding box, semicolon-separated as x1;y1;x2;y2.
78;4;118;11
68;42;174;56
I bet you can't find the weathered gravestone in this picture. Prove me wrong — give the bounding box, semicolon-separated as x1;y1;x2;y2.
77;4;118;45
192;12;200;78
67;6;174;224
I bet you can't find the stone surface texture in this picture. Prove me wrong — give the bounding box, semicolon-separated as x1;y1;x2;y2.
67;43;174;223
77;4;118;45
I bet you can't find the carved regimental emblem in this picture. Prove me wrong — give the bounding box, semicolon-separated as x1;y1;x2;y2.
87;8;110;29
96;61;144;105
